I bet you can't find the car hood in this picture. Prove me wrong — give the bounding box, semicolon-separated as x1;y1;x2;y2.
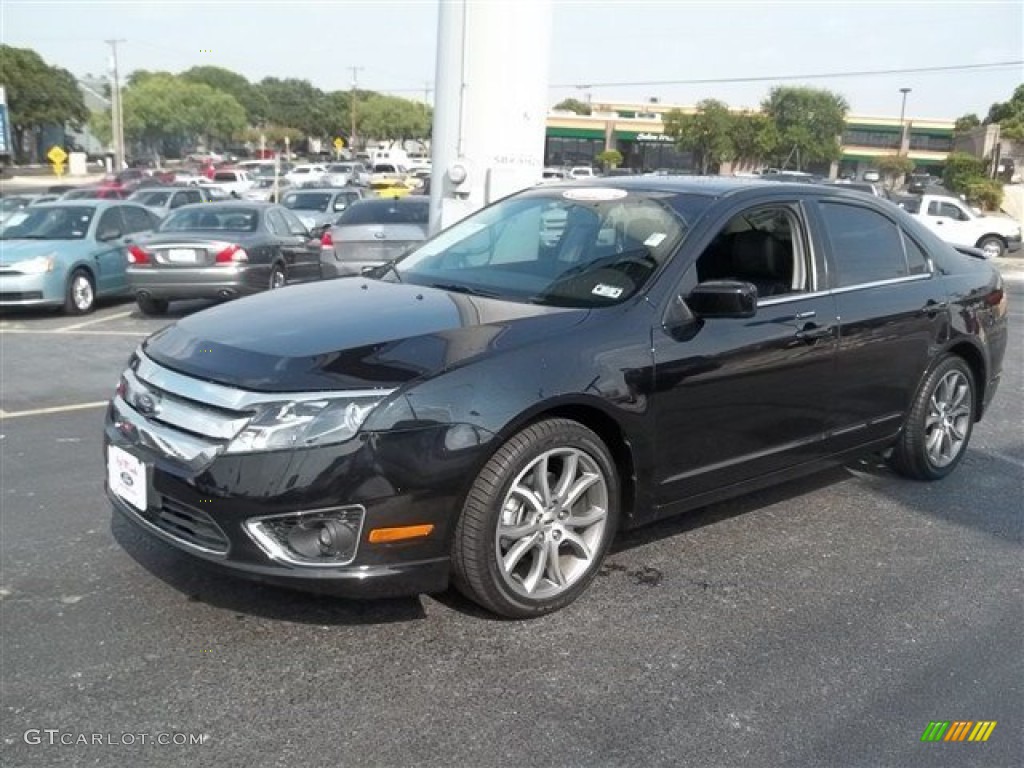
142;278;588;391
0;239;92;263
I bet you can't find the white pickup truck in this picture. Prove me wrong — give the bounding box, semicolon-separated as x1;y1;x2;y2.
899;193;1022;258
199;169;255;198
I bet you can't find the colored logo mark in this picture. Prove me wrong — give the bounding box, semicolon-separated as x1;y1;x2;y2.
921;721;997;742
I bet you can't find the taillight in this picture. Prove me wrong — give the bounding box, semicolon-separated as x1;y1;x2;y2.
127;245;152;265
215;245;249;264
320;230;333;248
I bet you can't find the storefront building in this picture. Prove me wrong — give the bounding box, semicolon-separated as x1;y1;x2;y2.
545;101;955;177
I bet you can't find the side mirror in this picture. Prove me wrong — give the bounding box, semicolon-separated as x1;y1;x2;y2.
97;227;122;242
687;280;758;319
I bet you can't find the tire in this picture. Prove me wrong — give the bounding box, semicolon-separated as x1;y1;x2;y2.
63;269;95;315
452;418;620;618
889;356;976;481
136;296;169;316
976;235;1006;259
269;264;287;290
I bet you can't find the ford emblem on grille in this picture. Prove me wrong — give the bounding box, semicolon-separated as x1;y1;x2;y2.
135;393;160;416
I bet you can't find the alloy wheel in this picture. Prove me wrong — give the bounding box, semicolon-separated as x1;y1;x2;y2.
924;369;972;468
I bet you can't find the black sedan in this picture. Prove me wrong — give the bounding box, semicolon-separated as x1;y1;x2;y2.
104;178;1008;618
125;202;322;315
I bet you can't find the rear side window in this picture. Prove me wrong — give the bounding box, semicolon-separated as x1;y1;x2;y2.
819;203;907;287
902;231;931;275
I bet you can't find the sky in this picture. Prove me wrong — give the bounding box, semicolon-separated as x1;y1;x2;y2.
2;0;1022;120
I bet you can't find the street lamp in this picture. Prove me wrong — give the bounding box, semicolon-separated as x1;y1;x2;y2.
898;87;911;155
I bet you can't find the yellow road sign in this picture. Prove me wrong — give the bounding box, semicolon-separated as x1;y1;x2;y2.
47;145;67;164
333;137;345;150
52;161;65;178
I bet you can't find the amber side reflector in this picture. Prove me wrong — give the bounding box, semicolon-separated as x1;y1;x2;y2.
368;524;435;543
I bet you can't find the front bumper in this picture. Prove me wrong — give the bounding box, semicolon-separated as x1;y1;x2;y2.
103;398;486;599
127;264;270;301
0;270;65;307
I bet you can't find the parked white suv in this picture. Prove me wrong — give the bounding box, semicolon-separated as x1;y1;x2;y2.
897;193;1022;258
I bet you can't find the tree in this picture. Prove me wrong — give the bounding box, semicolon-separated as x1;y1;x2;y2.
553;98;592;116
760;86;848;170
256;77;329;137
181;66;270;125
357;94;431;143
596;149;623;169
664;99;735;175
954;113;981;134
729;111;774;167
984;83;1024;141
875;154;915;191
0;45;88;162
120;74;246;156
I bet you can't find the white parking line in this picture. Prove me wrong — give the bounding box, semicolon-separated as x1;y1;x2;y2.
0;401;108;420
57;310;134;331
0;329;149;337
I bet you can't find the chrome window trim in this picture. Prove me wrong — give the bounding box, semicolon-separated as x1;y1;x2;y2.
135;351;396;412
757;273;934;307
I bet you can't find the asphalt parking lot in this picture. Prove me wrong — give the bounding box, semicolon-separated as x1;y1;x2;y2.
2;281;1022;768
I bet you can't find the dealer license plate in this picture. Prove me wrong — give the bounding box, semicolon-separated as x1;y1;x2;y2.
107;445;147;511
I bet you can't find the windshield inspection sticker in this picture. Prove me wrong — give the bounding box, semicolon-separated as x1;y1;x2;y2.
592;283;624;299
644;232;667;247
562;188;628;202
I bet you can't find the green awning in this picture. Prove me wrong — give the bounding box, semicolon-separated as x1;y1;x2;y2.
546;127;604;139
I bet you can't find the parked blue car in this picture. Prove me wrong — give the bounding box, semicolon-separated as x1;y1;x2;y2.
0;200;161;313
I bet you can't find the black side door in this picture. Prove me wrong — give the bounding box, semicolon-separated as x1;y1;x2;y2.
809;199;948;450
266;208;322;283
651;198;840;511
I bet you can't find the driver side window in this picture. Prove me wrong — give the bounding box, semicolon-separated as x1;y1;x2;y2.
692;205;810;300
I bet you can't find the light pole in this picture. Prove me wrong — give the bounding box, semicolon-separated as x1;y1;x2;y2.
105;39;126;171
898;87;911;156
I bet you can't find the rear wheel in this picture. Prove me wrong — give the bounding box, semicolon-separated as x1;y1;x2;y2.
889;356;976;481
452;418;619;618
63;269;95;315
136;296;169;316
269;264;287;290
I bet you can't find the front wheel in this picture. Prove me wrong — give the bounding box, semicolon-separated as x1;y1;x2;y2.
452;418;619;618
977;235;1005;259
889;356;976;481
64;269;95;315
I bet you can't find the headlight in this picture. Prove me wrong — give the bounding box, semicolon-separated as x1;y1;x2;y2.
12;255;56;274
225;395;385;453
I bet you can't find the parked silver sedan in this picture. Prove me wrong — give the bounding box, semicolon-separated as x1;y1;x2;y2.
126;202;322;315
319;197;429;278
280;187;365;232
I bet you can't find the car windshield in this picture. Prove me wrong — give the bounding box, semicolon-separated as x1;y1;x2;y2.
390;189;693;307
160;208;259;232
895;197;922;214
282;192;332;212
132;191;171;205
337;200;428;226
1;197;30;212
327;164;352;173
0;206;95;240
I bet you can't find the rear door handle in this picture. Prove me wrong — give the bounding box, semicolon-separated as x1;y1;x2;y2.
921;299;949;316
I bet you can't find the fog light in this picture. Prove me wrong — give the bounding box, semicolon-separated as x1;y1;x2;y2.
245;507;364;567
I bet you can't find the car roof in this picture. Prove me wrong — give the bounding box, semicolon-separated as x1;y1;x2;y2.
29;199;128;210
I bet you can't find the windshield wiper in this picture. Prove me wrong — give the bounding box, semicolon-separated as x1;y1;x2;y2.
428;282;500;298
360;260;402;282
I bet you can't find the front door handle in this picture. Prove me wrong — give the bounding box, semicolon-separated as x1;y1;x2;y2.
795;322;834;343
